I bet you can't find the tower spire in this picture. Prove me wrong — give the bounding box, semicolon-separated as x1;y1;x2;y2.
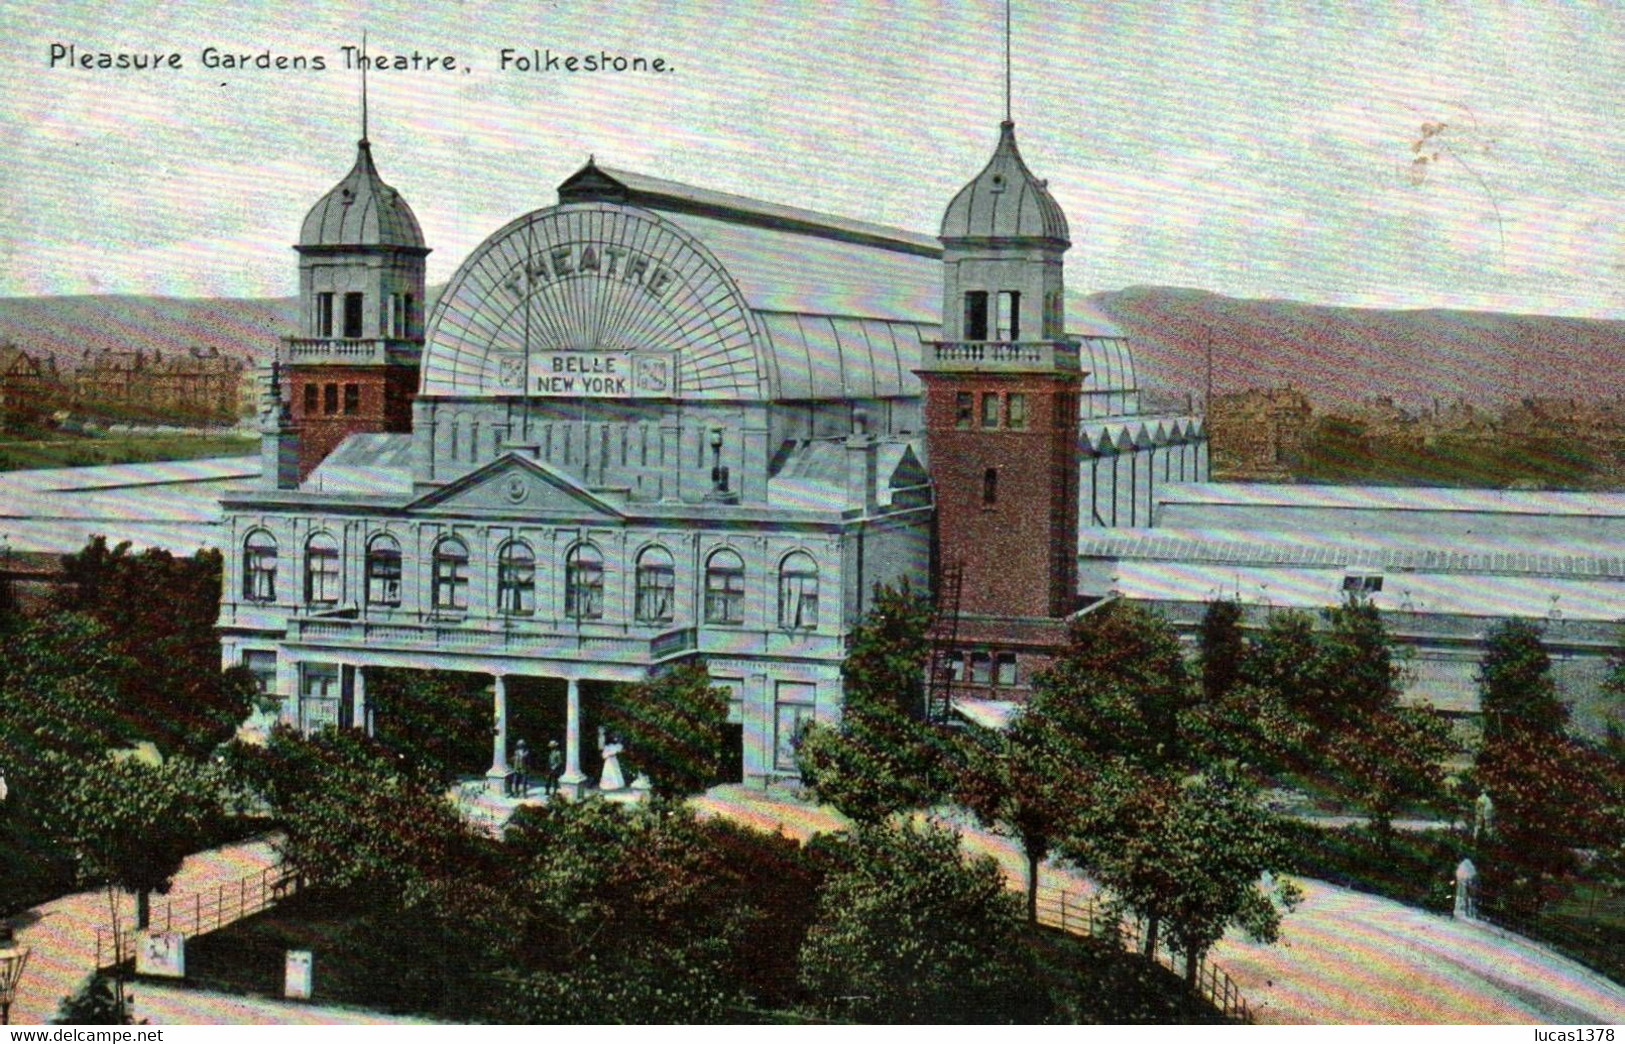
360;29;369;144
1004;0;1012;122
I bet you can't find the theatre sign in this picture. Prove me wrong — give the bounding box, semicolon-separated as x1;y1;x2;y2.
424;202;765;400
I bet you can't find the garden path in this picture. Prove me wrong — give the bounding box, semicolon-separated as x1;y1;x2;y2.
2;837;277;1025
694;784;1625;1025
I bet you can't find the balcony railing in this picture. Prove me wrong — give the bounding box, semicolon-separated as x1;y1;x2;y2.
289;615;697;664
923;340;1081;373
282;337;422;365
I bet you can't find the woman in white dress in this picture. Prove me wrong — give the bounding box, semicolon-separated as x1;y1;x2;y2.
599;732;626;791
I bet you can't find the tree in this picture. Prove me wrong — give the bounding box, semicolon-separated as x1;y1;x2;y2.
797;822;1047;1023
41;751;226;928
54;537;259;756
602;660;729;800
498;798;824;1021
841;578;934;718
1478;619;1568;743
243;726;493;906
796;705;951;825
1064;762;1301;988
1197;599;1247;705
956;712;1089;924
797;582;951;822
1033;600;1194;769
368;669;493;785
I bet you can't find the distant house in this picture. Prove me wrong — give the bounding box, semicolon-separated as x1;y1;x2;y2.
0;342;58;429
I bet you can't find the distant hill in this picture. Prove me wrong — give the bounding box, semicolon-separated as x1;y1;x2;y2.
0;294;299;372
1088;287;1625;409
2;287;1620;410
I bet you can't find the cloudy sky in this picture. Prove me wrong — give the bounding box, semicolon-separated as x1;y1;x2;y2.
2;0;1620;316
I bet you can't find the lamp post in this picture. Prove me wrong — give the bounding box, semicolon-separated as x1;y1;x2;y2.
0;927;29;1025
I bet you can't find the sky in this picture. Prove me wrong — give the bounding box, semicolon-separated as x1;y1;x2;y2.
1;0;1620;317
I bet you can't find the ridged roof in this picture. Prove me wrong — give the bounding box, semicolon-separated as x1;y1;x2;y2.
940;122;1069;244
299;140;425;249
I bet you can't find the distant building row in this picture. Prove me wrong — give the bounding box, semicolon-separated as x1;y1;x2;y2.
0;342;253;428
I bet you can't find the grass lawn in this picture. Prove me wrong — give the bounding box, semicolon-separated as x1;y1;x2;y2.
0;432;256;471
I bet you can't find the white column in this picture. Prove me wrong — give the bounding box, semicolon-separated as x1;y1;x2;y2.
486;674;510;790
562;677;587;796
351;666;367;732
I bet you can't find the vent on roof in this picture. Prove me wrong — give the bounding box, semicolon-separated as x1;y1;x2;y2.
1342;574;1383;593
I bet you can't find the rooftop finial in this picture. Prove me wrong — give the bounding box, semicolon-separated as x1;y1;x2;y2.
1004;0;1012;122
360;29;369;144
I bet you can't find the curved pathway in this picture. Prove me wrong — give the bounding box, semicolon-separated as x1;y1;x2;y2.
694;785;1625;1025
2;837;278;1026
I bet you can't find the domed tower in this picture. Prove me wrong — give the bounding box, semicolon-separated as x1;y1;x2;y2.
920;118;1082;663
279;131;429;483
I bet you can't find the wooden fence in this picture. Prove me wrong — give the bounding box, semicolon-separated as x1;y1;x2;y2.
1032;886;1255;1023
94;865;301;970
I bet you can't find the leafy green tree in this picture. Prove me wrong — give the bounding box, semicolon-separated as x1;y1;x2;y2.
603;660;729;799
1037;601;1195;768
368;668;493;785
797;582;950;822
842;578;934;718
796;705;951;824
54;537;259;756
1478;619;1568;743
1324;706;1454;845
956;712;1090;924
798;822;1048;1023
1064;762;1301;987
41;752;226;927
243;726;493;906
1198;598;1248;705
499;798;823;1021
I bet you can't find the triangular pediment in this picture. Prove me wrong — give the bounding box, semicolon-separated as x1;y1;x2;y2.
408;453;625;519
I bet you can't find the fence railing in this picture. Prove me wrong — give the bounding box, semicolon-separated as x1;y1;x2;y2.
1032;886;1255;1024
94;865;301;970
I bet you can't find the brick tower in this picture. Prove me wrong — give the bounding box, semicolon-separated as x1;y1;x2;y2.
920;120;1082;703
275;127;428;485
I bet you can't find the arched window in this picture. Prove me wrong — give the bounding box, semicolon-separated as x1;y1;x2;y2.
777;551;819;630
498;541;536;616
704;549;745;626
304;533;340;604
432;537;469;612
634;546;675;624
365;534;402;607
564;543;604;620
242;530;277;602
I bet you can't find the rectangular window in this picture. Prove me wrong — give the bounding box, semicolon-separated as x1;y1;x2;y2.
385;293;406;338
997;291;1021;340
995;652;1018;687
963;291;989;341
946;651;966;683
970;651;992;685
433;554;468;612
242;650;277;694
983;466;998;505
303;383;318;415
1342;574;1384;593
774;682;817;772
635;564;675;624
498;557;536;616
366;550;402;607
305;549;340;604
1008;393;1028;429
324;383;338;414
343;383;360;415
343;292;364;339
316;293;334;338
300;664;341;732
981;392;1000;428
955;391;974;429
705;566;745;625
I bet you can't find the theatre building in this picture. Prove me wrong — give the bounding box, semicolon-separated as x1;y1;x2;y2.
218;116;1203;790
